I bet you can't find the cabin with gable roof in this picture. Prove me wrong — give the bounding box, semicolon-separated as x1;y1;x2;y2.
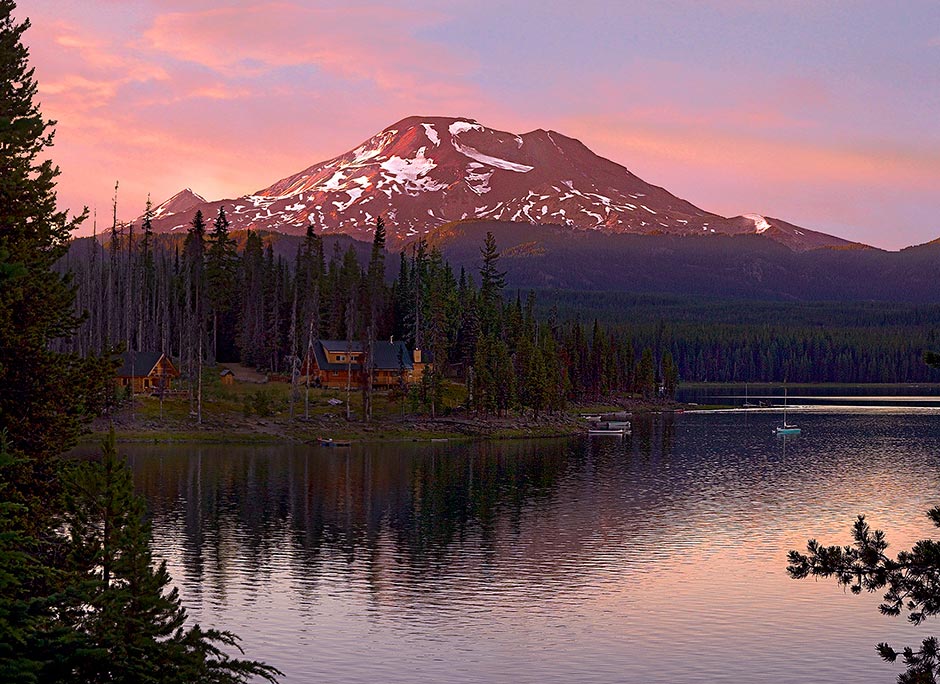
115;351;180;394
303;339;430;389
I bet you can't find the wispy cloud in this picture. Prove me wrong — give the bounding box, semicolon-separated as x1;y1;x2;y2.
143;3;476;97
19;0;940;249
28;3;487;221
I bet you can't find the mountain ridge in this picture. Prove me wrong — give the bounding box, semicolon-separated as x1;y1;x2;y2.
420;219;937;301
141;116;865;252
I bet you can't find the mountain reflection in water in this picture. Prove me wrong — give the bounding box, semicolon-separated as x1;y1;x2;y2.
105;411;940;683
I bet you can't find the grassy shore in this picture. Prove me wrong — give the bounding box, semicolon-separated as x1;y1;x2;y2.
86;366;688;445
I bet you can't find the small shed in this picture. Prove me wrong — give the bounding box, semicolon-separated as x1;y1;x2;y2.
115;352;179;394
220;368;236;385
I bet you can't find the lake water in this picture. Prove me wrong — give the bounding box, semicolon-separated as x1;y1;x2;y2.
678;382;940;408
113;408;940;683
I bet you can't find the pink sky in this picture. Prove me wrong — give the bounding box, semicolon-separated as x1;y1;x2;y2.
18;0;940;250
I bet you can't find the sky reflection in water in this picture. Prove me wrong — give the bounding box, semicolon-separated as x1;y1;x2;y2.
113;411;940;683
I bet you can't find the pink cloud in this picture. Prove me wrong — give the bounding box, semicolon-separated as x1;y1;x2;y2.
143;3;476;96
24;1;493;228
29;20;169;118
45;22;169;83
21;1;938;250
561;113;940;200
555;114;940;248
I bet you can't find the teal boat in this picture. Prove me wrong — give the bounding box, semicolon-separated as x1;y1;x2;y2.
774;388;801;436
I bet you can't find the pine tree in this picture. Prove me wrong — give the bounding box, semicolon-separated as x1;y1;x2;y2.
539;329;567;412
472;335;496;414
0;6;278;680
0;428;69;683
492;337;516;415
61;430;281;683
392;251;411;343
589;319;606;398
238;231;265;366
471;233;509;414
478;231;506;338
182;210;207;421
661;349;679;398
206;206;239;363
137;196;156;351
296;225;324;419
636;347;656;399
363;217;386;421
421;250;450;417
0;0;114;527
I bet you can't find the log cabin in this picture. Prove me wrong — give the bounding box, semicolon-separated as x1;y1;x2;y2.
115;351;180;394
303;339;430;389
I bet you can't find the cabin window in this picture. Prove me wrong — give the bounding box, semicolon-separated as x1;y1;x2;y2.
337;355;345;362
144;379;150;388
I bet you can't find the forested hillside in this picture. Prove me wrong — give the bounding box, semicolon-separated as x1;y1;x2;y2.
533;292;940;384
60;205;940;403
59;209;588;416
426;220;940;302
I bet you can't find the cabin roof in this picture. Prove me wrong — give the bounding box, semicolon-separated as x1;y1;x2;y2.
116;351;173;378
319;340;364;353
313;340;414;371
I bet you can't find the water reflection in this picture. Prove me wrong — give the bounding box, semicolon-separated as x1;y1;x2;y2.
105;411;940;683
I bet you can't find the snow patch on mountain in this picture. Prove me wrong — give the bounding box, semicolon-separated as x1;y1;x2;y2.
453;140;534;173
421;123;440;146
322;170;348;191
379;147;444;192
466;167;494;195
333;188;363;212
448;120;483;136
744;213;772;233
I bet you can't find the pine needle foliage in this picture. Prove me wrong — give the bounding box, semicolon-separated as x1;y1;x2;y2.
59;429;281;684
788;512;940;684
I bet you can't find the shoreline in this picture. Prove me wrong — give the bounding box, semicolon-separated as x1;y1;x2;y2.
83;394;691;446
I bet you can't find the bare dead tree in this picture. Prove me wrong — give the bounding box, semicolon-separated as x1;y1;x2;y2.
288;284;299;422
345;294;356;421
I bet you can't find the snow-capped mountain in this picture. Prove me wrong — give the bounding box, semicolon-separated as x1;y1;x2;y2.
150;188;206;221
145;116;863;251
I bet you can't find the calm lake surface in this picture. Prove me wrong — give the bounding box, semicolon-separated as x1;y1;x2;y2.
113;408;940;683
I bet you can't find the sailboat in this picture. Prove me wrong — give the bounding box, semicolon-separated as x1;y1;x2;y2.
742;381;757;408
775;387;801;435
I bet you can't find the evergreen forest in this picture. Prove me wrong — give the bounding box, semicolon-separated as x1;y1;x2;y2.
58;213;652;417
58;207;940;422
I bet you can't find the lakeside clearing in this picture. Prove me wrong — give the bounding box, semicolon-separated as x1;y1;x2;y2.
87;367;687;445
